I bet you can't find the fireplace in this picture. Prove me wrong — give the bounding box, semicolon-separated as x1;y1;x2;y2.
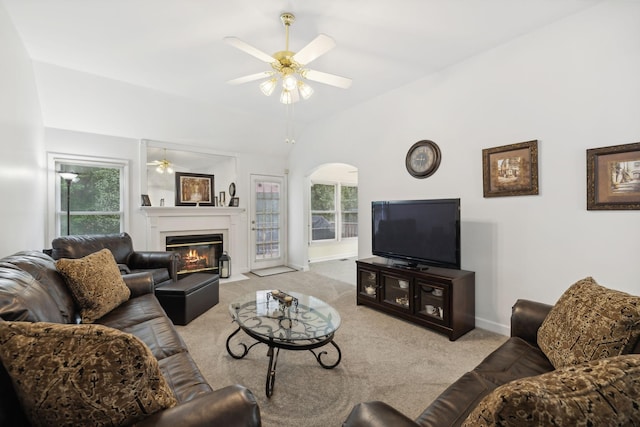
166;234;223;276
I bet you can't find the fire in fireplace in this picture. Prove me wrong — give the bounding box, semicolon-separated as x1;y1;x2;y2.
166;234;223;276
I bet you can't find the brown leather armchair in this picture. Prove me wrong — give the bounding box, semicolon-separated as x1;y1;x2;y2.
50;232;177;288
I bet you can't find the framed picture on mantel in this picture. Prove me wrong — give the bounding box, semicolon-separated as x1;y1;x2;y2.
482;140;539;198
587;141;640;210
175;172;215;206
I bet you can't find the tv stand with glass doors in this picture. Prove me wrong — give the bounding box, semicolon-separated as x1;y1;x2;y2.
356;257;475;341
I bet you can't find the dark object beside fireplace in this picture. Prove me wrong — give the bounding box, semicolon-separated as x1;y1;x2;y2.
166;234;223;277
156;272;219;325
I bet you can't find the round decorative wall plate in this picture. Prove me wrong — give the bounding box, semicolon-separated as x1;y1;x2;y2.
405;140;441;178
229;182;236;197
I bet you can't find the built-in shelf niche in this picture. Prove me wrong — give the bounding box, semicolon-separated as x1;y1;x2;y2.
140;139;237;208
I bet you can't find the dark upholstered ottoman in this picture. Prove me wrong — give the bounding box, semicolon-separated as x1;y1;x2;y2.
156;273;219;325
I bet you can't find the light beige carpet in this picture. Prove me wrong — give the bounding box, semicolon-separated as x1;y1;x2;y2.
175;271;506;427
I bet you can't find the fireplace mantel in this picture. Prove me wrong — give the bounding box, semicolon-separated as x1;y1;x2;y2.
140;207;245;261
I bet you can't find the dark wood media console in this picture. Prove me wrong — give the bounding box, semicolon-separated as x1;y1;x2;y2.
356;257;475;340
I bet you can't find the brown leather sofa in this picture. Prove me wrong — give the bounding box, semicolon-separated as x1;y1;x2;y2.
0;250;261;426
343;299;640;427
50;232;177;288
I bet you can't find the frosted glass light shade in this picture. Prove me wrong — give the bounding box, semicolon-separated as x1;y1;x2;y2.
280;89;293;104
298;81;314;99
282;74;297;91
260;78;277;96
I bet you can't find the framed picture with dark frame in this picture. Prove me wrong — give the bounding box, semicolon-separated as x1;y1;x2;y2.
229;197;239;207
587;141;640;210
140;194;151;206
482;140;539;198
175;172;215;206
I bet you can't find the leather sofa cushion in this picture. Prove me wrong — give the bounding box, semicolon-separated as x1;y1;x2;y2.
131;266;171;286
472;337;554;385
415;371;497;427
158;351;213;403
52;232;134;264
462;354;640;426
56;248;131;323
0;263;65;323
538;277;640;369
1;251;77;323
0;321;177;427
95;293;166;330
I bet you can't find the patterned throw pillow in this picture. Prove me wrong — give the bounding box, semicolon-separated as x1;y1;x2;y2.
0;321;177;427
56;248;131;323
462;354;640;427
537;277;640;369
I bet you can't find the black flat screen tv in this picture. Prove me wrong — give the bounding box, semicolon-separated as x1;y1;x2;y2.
371;198;460;270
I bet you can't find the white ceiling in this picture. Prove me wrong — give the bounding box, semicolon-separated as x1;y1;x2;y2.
3;0;602;141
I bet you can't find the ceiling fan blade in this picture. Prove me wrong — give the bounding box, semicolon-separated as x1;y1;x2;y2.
292;34;336;65
227;71;274;85
304;69;352;89
224;37;275;63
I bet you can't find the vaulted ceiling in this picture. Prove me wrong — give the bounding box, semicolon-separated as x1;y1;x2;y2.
3;0;602;152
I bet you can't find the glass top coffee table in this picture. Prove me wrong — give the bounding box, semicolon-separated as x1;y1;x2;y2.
226;290;342;397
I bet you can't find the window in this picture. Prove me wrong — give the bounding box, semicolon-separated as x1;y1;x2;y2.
311;183;336;241
341;185;358;238
310;182;358;242
54;157;127;237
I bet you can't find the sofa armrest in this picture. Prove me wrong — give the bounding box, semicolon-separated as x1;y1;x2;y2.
343;401;419;427
511;299;553;346
122;272;155;297
134;385;261;427
128;251;178;282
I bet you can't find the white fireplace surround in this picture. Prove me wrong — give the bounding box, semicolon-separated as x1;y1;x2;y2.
141;207;245;263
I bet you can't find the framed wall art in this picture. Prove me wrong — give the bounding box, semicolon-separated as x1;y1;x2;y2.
229;197;239;207
140;194;151;206
587;142;640;210
175;172;215;206
482;140;539;197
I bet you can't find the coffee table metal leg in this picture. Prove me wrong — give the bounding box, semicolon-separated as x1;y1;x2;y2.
266;346;280;398
310;340;342;369
226;326;261;359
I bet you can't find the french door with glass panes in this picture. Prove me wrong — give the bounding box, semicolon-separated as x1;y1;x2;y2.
250;174;286;271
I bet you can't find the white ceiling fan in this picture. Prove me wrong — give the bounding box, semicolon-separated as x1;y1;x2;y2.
146;149;174;174
224;12;352;104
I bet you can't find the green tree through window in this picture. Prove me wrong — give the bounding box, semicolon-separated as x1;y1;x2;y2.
58;163;123;235
310;182;358;241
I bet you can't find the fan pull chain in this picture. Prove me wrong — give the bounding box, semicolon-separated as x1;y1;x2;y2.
284;102;295;144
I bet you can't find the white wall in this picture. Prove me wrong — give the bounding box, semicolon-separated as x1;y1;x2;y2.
288;1;640;334
0;3;45;256
33;62;293;158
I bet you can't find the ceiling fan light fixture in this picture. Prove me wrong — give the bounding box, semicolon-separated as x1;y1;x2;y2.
280;89;293;104
298;81;314;99
282;73;297;91
260;78;277;96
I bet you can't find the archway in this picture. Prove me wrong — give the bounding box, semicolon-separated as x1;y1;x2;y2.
307;163;358;264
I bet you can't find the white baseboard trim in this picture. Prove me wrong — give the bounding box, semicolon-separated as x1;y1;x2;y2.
475;317;510;337
308;253;357;264
288;262;308;272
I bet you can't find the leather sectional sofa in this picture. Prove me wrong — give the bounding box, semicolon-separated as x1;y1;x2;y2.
344;288;640;427
0;250;261;426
